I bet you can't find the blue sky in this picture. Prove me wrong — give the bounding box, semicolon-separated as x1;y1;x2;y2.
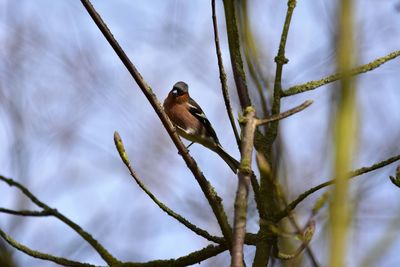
1;1;400;266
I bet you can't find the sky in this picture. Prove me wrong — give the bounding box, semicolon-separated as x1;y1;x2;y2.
1;0;400;266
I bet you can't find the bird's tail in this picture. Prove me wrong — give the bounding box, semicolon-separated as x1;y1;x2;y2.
214;144;240;174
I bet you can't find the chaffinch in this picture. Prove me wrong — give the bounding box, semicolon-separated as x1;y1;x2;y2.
163;81;239;173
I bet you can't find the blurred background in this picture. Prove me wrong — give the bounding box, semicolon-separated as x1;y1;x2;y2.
0;0;399;266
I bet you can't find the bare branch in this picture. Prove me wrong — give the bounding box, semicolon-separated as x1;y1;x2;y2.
211;0;240;148
267;0;297;152
0;208;51;217
276;154;400;221
222;0;251;109
113;132;223;244
0;175;119;266
282;50;400;97
254;0;298;265
232;107;257;267
256;100;313;126
80;0;232;247
0;228;99;267
122;244;227;267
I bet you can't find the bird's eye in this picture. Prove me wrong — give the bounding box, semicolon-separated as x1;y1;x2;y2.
172;87;182;96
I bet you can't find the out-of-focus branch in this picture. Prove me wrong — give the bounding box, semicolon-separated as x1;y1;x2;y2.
282;50;400;97
256;154;320;266
231;107;257;267
272;221;316;261
222;0;251;109
211;0;240;148
0;228;98;267
0;175;120;266
329;0;356;264
256;100;313;126
238;0;270;120
114;132;223;244
80;0;233;247
276;154;400;221
0;208;51;217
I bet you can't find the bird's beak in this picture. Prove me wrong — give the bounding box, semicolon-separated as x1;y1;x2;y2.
171;89;178;96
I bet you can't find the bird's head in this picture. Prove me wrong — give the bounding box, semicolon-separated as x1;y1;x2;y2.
170;81;188;97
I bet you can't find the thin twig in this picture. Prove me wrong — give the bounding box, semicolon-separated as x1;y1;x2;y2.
267;0;297;153
256;100;313;126
0;228;99;267
113;132;223;244
0;175;119;266
0;208;51;217
232;107;257;267
211;0;240;148
276;154;400;221
80;0;233;247
282;50;400;97
122;244;227;267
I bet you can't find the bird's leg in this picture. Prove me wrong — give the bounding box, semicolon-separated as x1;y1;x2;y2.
178;142;195;155
186;142;195;149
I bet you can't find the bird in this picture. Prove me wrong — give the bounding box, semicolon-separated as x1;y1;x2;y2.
163;81;239;173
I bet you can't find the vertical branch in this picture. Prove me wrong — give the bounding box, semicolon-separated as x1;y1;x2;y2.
329;0;356;266
238;0;270;120
231;107;257;267
267;0;296;156
253;1;297;266
211;0;241;148
222;0;251;109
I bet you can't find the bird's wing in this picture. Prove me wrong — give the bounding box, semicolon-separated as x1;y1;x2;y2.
187;98;220;143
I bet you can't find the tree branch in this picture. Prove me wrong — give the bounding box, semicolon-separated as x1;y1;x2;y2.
0;175;119;266
114;132;223;244
256;100;313;126
122;244;227;267
267;0;297;155
254;1;297;265
80;0;233;247
222;0;251;109
276;154;400;221
232;107;257;267
0;228;99;267
282;50;400;97
0;208;51;217
211;0;241;148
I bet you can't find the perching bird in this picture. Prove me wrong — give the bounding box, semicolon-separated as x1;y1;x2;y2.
163;81;239;173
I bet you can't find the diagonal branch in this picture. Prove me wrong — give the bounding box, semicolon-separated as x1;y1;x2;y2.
282;50;400;97
276;154;400;221
256;100;313;126
80;0;232;248
0;175;119;266
0;228;99;267
211;0;240;148
114;132;223;244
